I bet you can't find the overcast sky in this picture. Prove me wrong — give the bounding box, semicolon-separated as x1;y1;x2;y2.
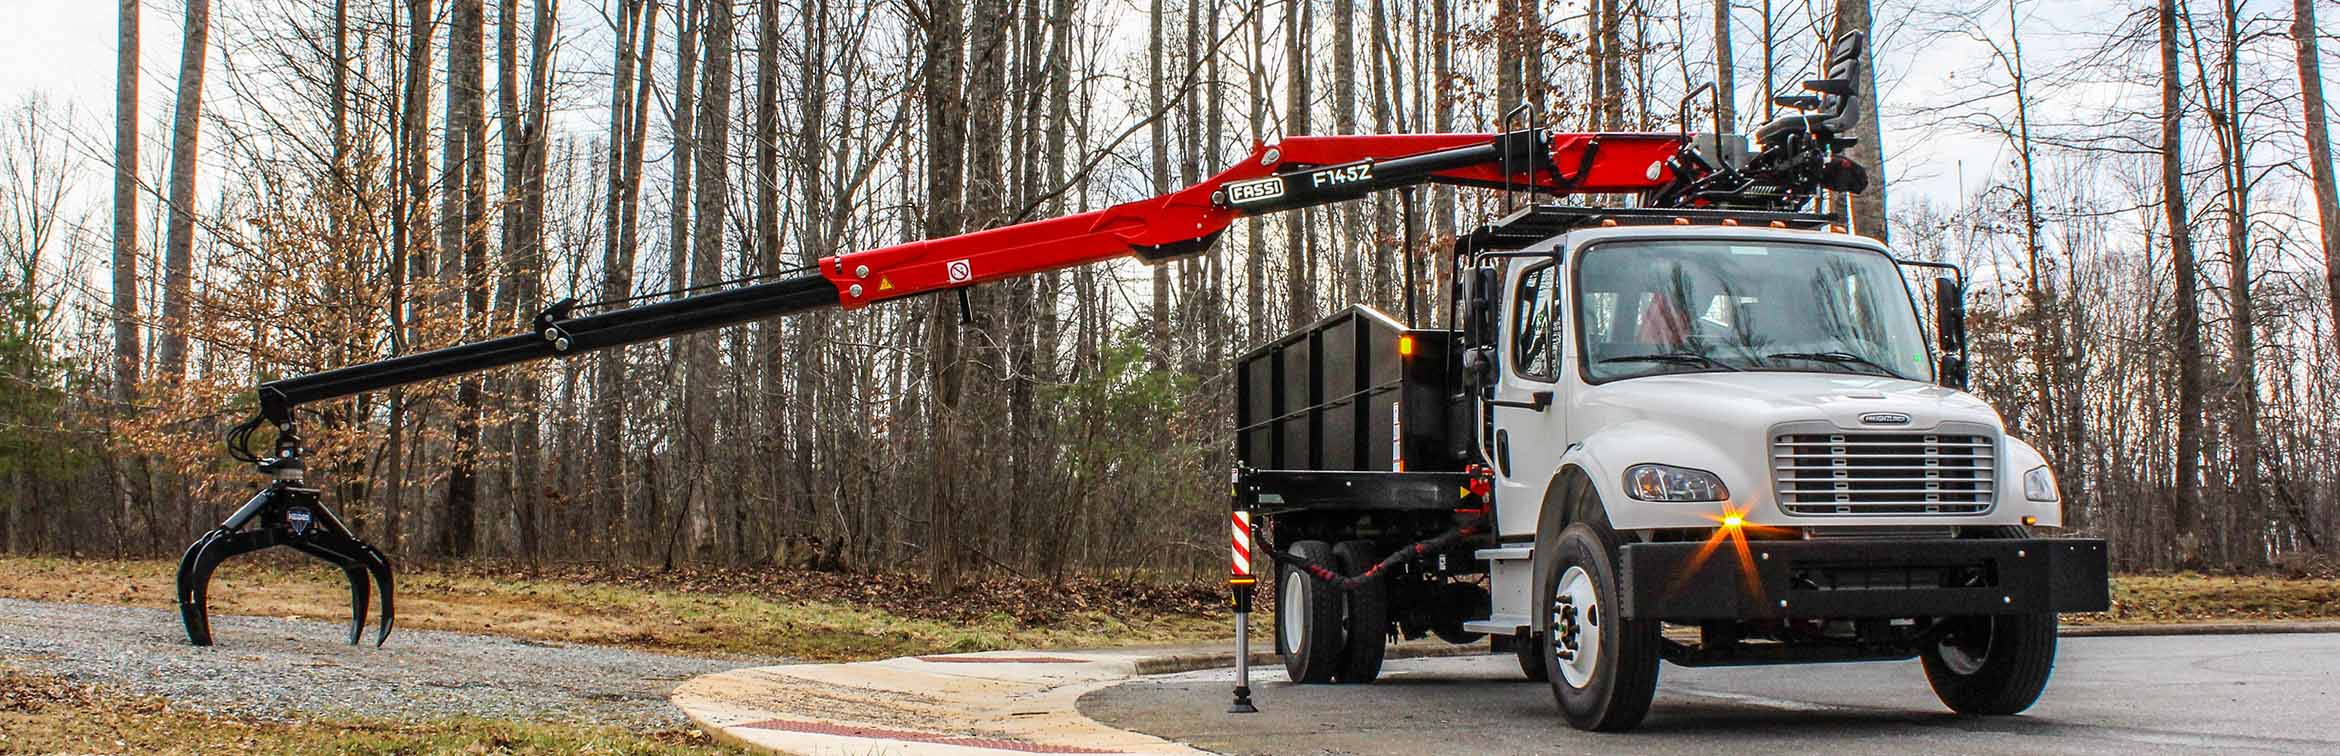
0;0;2170;232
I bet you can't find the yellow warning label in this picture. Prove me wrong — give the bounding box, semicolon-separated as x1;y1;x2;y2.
878;278;894;291
1459;487;1471;498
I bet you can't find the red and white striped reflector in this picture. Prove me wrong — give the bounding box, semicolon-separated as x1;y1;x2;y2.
1230;511;1253;579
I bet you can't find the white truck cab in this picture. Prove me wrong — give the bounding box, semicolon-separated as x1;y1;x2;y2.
1233;207;2108;732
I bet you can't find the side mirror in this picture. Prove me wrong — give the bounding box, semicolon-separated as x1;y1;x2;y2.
1464;266;1499;348
1934;277;1969;389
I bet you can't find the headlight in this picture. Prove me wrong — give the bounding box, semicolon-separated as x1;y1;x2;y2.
2024;465;2059;502
1624;464;1729;502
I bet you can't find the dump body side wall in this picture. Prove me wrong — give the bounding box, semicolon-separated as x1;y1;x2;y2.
1235;306;1466;473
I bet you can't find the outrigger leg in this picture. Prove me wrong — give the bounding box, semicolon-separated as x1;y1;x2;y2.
176;420;395;647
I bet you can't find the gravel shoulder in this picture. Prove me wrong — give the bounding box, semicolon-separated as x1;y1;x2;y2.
0;597;765;729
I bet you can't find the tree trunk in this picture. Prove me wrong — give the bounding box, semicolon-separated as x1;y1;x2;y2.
2160;0;2205;564
1829;0;1887;240
684;0;735;561
1714;0;1735;130
111;0;139;403
594;0;644;556
1245;0;1267;343
436;0;489;559
2296;0;2340;363
2215;0;2261;558
1147;0;1171;369
923;0;969;593
388;0;439;553
157;0;211;381
1283;0;1313;329
755;0;786;562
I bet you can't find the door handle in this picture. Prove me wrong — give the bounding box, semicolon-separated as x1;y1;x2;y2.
1487;390;1553;412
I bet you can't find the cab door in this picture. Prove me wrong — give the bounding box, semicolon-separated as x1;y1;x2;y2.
1488;256;1568;538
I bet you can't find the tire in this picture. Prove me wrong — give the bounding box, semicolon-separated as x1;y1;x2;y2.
1539;518;1661;732
1921;611;2058;715
1278;540;1345;684
1332;541;1388;683
1515;631;1548;682
1922;524;2057;715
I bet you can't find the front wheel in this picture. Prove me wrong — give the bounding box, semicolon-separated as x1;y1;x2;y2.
1921;612;2058;715
1539;521;1661;732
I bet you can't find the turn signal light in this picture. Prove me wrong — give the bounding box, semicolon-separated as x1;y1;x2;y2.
1398;334;1415;357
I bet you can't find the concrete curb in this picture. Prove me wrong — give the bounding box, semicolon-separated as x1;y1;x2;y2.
2059;620;2340;637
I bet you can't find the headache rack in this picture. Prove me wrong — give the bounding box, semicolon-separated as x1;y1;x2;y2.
1456;205;1843;257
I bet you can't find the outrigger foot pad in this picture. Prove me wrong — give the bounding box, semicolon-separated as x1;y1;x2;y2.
176;484;395;647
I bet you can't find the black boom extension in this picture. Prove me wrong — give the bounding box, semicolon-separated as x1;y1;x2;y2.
176;272;841;647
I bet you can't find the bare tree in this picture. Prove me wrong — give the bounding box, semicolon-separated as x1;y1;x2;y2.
436;0;491;558
1714;0;1735;129
2160;0;2205;564
2295;0;2340;358
111;0;139;402
157;0;212;380
682;0;735;561
1831;0;1886;240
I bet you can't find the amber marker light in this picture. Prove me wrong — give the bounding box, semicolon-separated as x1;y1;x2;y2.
1398;334;1416;358
1661;503;1787;604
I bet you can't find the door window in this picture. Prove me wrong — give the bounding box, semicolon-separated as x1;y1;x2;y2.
1511;263;1559;380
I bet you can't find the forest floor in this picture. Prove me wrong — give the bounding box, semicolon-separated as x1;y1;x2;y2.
0;669;740;755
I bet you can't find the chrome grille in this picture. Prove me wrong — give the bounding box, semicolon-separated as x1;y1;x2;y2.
1772;431;1994;515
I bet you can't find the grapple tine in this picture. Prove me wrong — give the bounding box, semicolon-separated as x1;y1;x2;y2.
290;540;368;645
175;530;230;646
361;546;395;647
175;529;280;646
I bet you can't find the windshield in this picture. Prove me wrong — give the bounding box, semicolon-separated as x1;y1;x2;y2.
1573;239;1933;383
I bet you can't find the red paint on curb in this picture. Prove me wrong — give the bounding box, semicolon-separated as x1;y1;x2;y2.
736;718;1119;753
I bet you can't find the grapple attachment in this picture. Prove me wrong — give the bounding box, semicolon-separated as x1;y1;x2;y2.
176;453;394;647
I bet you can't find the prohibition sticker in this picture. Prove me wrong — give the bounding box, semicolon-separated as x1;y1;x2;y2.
947;259;973;283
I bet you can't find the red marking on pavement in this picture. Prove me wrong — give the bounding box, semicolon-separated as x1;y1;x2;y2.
736;718;1119;753
914;655;1090;664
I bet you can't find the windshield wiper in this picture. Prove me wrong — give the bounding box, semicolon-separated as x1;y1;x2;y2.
1599;352;1743;371
1767;351;1903;379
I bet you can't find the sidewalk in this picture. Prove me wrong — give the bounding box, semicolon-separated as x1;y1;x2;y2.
671;640;1480;755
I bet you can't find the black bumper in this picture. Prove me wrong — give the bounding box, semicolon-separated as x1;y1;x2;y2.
1617;538;2110;621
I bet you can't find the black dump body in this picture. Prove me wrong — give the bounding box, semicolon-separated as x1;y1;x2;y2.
1233;306;1481;547
1236;306;1465;474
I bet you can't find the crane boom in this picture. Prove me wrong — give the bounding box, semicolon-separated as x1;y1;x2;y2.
257;129;1692;425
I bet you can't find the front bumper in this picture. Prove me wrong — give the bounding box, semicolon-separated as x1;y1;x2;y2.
1617;538;2109;621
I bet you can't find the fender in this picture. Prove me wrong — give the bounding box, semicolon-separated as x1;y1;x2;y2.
1998;435;2063;528
1554;421;1765;531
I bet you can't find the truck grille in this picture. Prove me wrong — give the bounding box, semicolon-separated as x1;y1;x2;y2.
1772;431;1994;515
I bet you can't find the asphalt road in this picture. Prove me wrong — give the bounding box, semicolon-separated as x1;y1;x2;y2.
1080;633;2340;755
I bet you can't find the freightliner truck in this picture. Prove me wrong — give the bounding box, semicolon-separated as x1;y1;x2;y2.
1235;207;2110;731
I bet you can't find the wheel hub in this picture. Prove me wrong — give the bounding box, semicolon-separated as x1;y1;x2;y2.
1551;565;1602;687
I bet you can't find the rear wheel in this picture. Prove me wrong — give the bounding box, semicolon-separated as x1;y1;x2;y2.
1278;540;1344;684
1539;517;1661;732
1332;540;1387;683
1515;631;1548;682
